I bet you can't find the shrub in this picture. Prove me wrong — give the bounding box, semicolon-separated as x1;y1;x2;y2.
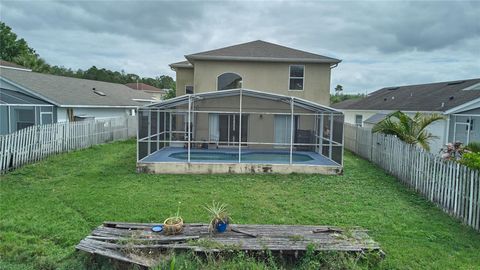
460;152;480;170
466;142;480;153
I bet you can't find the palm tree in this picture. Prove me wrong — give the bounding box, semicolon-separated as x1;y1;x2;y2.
13;53;49;72
372;111;445;151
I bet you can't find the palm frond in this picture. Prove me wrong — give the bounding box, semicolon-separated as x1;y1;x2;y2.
372;111;443;151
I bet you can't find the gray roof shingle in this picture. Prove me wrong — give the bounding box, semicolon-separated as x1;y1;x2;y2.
184;40;341;64
0;67;153;107
332;78;480;112
169;60;193;68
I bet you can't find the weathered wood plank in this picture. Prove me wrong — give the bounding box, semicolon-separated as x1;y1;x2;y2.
77;221;383;268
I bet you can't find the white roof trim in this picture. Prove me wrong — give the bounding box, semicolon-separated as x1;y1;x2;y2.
58;105;140;108
145;88;342;113
0;76;59;106
444;97;480;114
0;65;32;72
336;108;444;114
462;82;480;91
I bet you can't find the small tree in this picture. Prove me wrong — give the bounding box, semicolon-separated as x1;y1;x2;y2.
334;84;343;95
163;89;176;100
373;111;444;151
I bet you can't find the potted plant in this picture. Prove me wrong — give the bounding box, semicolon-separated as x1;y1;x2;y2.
163;202;183;235
204;201;230;233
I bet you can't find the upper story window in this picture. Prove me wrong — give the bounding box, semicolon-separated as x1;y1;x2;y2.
217;73;242;91
289;65;304;90
185;85;194;94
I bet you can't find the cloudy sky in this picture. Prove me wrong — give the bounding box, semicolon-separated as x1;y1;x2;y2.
1;0;479;93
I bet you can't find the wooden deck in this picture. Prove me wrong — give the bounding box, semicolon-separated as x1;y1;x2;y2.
76;221;383;268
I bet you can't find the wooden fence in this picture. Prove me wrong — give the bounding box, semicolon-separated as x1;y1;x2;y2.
344;123;480;231
0;116;137;174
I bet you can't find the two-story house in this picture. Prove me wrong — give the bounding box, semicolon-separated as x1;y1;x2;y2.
137;41;344;174
170;40;341;105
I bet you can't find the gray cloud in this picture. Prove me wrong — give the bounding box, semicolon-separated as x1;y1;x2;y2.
1;0;479;93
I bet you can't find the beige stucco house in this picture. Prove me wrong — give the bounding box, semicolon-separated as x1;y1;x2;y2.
169;40;341;106
136;41;344;174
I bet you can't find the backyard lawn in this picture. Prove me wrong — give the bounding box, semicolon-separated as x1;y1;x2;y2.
0;139;479;269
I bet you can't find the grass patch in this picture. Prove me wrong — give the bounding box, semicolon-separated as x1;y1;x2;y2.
0;139;479;269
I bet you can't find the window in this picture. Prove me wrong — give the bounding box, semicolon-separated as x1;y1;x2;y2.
185;85;194;94
40;106;53;125
289;65;304;90
217;73;242;91
467;118;474;131
355;115;363;127
14;107;35;130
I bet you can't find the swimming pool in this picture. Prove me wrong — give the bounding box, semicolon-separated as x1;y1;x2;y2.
168;151;314;162
138;147;341;174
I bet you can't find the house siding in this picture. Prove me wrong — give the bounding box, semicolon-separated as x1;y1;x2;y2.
176;60;331;106
175;68;194;96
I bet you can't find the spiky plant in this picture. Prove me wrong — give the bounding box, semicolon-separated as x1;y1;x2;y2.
373;111;445;151
204;201;230;231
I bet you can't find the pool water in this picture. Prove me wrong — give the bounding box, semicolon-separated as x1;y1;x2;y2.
168;151;314;162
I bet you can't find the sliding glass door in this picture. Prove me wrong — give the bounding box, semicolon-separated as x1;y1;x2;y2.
209;113;248;146
274;115;299;147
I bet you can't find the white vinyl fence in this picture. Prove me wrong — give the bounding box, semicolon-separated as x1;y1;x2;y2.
344;123;480;231
0;116;137;174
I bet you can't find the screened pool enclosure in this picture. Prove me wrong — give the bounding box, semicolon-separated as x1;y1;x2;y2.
137;89;344;174
1;88;55;135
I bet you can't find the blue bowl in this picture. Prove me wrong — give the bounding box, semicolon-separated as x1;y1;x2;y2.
216;221;228;233
151;225;163;232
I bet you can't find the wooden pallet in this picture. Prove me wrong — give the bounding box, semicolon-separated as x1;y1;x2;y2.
76;221;383;268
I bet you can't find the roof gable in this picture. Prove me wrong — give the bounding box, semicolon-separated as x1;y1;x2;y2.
184;40;341;64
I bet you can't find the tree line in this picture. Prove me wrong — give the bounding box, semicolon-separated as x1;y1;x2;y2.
330;84;365;104
0;22;175;96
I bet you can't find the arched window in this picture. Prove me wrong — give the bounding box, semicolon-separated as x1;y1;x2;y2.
217;73;242;90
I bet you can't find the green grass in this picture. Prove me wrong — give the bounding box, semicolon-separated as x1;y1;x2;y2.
1;140;479;269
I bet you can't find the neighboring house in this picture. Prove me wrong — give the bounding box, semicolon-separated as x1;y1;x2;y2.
125;82;168;100
136;41;345;174
0;60;31;71
0;66;153;135
169;40;341;106
332;78;480;152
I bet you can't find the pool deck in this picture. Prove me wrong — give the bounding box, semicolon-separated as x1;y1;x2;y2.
140;147;338;166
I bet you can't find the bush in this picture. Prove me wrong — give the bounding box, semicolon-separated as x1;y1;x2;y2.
466;142;480;153
460;152;480;170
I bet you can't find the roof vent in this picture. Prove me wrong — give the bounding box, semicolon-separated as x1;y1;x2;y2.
383;97;387;101
93;87;106;96
387;87;399;90
449;96;454;100
447;80;465;85
441;102;445;107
